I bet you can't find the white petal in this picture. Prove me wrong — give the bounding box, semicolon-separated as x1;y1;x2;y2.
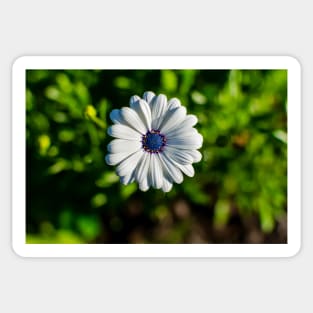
120;173;135;185
120;107;147;134
148;154;163;189
139;176;150;191
176;163;195;177
116;150;143;177
105;152;130;166
182;115;198;128
143;91;155;104
135;152;151;184
159;152;183;184
162;178;173;192
120;152;141;185
166;127;198;139
164;146;194;165
188;150;202;163
107;124;142;141
109;109;124;124
130;99;152;131
167;132;203;150
150;94;168;129
167;98;181;110
166;116;198;138
129;95;140;106
159;106;187;134
107;139;142;154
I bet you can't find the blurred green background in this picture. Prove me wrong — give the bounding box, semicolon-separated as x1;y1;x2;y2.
26;69;287;244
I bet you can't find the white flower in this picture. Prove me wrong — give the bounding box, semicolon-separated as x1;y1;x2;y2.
105;91;203;192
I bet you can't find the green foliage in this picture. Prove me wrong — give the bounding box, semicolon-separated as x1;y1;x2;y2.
26;69;287;243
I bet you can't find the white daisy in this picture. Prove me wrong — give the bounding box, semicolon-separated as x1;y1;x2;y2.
105;91;203;192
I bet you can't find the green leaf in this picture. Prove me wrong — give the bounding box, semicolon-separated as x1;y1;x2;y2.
161;70;178;92
213;199;231;228
91;193;108;208
121;183;137;199
76;215;101;241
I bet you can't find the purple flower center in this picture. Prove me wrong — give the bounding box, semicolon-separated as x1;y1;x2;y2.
142;129;167;153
